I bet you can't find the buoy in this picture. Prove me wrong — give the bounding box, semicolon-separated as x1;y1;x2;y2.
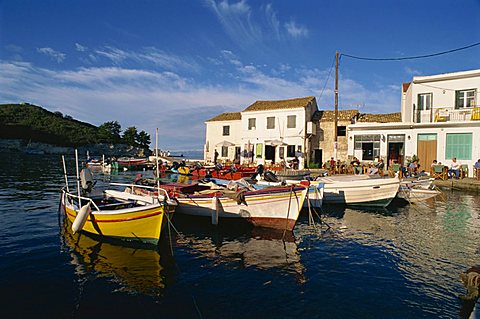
211;196;219;225
72;202;91;234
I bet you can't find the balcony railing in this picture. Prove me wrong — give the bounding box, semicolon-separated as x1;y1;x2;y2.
414;107;480;123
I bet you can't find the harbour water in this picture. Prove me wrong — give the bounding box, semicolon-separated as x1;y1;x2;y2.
1;153;479;318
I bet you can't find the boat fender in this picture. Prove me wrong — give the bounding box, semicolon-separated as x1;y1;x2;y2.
211;196;219;225
72;202;91;234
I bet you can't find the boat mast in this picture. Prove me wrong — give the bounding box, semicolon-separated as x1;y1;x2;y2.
334;50;339;161
155;128;160;196
62;155;70;192
75;149;82;207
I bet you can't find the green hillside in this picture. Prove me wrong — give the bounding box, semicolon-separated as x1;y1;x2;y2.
0;103;100;146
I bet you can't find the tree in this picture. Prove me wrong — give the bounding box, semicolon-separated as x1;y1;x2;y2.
122;126;138;146
98;121;121;143
137;130;151;148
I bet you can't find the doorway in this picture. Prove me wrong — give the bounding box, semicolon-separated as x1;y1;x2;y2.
265;145;276;163
387;142;404;166
314;149;322;165
417;134;437;169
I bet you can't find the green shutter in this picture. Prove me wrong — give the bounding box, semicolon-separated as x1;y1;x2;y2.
256;143;263;158
445;133;472;160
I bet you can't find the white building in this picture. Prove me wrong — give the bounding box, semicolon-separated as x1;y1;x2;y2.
204;96;319;169
347;69;480;176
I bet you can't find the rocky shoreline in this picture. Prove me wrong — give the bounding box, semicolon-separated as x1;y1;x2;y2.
0;139;149;157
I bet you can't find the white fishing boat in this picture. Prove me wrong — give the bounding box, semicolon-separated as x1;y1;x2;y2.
132;182;308;231
254;179;324;209
397;177;441;203
287;175;400;207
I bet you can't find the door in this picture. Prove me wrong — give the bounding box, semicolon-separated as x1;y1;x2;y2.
314;149;322;165
417;134;437;170
265;145;275;163
387;142;404;166
234;146;241;164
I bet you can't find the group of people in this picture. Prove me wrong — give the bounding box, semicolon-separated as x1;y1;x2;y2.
322;157;385;176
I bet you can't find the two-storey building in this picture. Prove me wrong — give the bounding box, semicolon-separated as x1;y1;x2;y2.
204;96;319;169
347;69;480;176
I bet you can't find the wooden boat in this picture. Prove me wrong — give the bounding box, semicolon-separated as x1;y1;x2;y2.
287;176;400;207
117;157;149;170
61;187;176;245
190;165;256;180
131;180;308;231
253;179;324;209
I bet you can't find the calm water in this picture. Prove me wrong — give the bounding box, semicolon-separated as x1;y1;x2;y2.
1;153;480;319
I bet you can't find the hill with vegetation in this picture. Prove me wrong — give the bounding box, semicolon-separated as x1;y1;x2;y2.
0;103;151;148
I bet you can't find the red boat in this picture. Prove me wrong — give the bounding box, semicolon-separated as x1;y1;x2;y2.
190;165;256;180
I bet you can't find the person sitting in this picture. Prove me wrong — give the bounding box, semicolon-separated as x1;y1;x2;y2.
279;157;287;169
350;157;361;174
448;157;461;179
474;159;480;180
408;160;418;177
367;163;378;175
375;158;385;176
290;156;299;170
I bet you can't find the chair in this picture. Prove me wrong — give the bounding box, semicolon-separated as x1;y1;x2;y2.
388;163;402;178
431;164;447;180
460;164;469;178
474;166;480;181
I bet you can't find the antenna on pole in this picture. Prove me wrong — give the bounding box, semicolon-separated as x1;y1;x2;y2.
334;50;339;160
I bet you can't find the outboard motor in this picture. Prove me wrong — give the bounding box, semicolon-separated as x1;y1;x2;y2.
251;164;264;180
80;167;94;194
263;171;279;182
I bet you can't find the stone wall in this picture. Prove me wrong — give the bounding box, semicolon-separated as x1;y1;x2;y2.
317;120;350;162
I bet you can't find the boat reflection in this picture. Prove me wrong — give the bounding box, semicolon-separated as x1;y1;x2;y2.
62;222;171;296
173;217;305;282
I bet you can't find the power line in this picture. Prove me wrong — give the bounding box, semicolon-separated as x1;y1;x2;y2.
341;41;480;61
317;55;336;102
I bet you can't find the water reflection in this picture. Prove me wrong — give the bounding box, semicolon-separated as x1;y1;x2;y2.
61;222;169;296
173;216;305;282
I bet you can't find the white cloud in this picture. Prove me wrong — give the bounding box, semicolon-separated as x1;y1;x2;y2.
37;47;66;63
75;43;88;52
0;51;400;149
284;20;309;38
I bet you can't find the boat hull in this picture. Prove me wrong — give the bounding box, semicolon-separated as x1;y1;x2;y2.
297;177;400;207
174;186;308;231
61;191;166;244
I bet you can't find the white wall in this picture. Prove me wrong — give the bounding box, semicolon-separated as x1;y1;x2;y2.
402;70;480;122
240;108;307;167
205;119;241;163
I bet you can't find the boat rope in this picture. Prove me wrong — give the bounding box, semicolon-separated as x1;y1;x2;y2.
282;186;294;240
192;295;204;319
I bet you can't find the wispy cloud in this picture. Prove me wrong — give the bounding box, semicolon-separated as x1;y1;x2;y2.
36;47;66;63
284;20;309;38
75;43;88;52
89;46;199;72
205;0;309;48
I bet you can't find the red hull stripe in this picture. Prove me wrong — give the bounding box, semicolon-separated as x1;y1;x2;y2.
65;208;162;223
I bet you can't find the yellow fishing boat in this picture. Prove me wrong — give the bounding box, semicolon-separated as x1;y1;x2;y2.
61;188;176;245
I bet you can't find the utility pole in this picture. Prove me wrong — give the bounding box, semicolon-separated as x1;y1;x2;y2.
334;50;339;160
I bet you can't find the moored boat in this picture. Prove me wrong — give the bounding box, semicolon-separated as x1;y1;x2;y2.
117;157;149;170
131;179;308;231
61;188;176;245
287;176;400;207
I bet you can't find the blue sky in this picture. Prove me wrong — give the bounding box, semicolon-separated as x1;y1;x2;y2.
1;0;479;151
